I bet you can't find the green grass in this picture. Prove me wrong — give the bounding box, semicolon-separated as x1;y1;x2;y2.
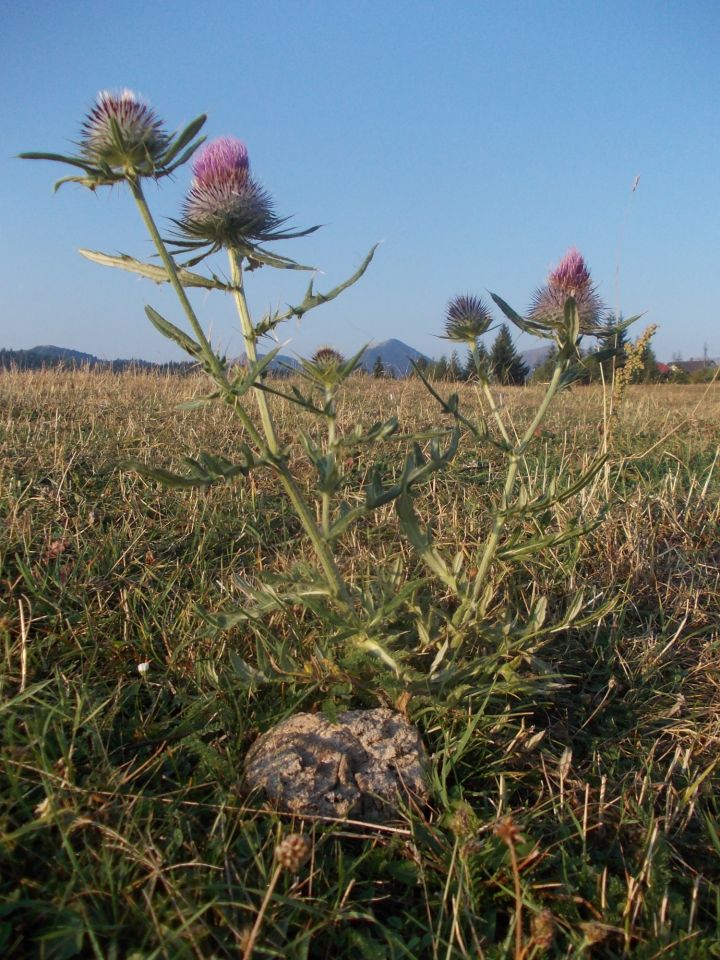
1;370;719;958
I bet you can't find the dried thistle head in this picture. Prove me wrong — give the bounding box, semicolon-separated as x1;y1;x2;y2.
275;833;312;872
447;799;478;840
493;815;524;846
531;908;555;950
580;921;613;944
530;248;604;338
444;294;493;343
80;90;169;173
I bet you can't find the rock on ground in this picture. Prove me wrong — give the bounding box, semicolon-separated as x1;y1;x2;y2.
244;708;429;822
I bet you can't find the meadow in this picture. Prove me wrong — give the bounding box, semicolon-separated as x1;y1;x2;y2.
1;369;719;958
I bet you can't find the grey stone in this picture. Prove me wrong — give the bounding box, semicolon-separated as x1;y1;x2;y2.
243;708;429;821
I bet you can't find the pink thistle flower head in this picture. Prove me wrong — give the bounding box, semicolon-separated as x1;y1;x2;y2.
80;89;169;171
548;248;593;297
180;136;282;251
529;248;604;338
192;137;249;186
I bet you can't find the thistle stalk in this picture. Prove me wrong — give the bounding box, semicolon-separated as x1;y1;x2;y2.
128;178;225;383
228;248;280;454
467;358;564;609
472;342;511;445
322;386;337;538
227;248;351;607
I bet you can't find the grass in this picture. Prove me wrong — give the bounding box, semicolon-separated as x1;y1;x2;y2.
1;368;719;958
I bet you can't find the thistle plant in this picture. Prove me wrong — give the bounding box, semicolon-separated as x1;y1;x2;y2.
22;91;453;681
23;93;637;709
400;247;638;695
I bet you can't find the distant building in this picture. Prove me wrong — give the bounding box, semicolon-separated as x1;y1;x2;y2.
668;359;717;374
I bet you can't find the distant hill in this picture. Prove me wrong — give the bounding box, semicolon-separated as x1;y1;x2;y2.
0;345;298;374
520;344;553;370
0;345;189;373
30;344;100;364
360;339;431;376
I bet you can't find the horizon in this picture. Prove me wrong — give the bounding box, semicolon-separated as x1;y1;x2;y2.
3;1;719;364
3;335;716;369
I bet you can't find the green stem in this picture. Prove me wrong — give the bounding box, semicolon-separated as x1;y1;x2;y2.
129;179;225;383
473;343;511;445
322;387;337;538
227;248;351;607
228;247;280;454
468;360;565;607
278;469;351;606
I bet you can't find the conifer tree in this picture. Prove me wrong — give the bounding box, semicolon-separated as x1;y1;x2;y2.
372;355;385;378
489;324;528;384
434;355;449;381
448;350;463;382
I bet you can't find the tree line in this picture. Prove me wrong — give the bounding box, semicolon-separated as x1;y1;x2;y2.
371;319;682;385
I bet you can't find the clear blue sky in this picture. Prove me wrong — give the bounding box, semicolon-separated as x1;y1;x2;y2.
3;0;719;363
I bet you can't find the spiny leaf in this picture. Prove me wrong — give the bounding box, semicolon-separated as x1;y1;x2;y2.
79;249;234;291
144;306;203;358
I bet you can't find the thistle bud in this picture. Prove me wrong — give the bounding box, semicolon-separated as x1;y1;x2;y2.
300;346;353;389
275;833;311;872
444;294;493;343
80;90;169;173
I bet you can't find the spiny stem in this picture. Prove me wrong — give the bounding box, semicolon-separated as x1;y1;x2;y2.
129;179;225;384
322;386;337;538
468;359;564;607
227;247;351;607
472;343;511;444
228;247;280;455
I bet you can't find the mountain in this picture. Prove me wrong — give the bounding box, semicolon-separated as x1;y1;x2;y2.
0;345;298;374
520;344;553;369
360;339;431;377
0;345;185;372
29;344;100;364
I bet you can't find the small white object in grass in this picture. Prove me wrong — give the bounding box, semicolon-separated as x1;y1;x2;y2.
137;661;150;676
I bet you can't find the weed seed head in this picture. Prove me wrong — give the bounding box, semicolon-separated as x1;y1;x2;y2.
81;90;169;172
493;815;524;846
530;248;604;337
531;908;555;950
447;799;479;840
444;294;493;343
275;833;311;872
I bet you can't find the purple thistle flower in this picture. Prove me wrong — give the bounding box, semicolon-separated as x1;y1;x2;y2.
80;90;169;170
548;247;592;297
529;248;604;336
192;137;249;186
180;136;281;250
444;294;493;342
